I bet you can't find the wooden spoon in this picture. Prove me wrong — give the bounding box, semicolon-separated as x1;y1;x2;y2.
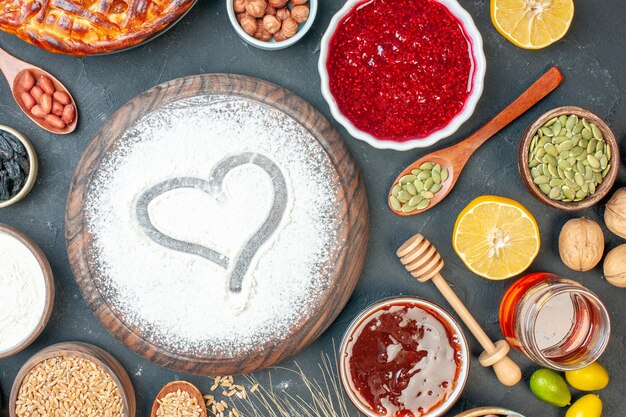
389;67;564;216
151;381;207;417
0;46;77;134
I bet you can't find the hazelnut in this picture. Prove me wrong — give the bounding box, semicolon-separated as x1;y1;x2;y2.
269;0;288;7
262;15;281;34
281;17;298;38
604;187;626;239
289;0;307;5
290;4;309;23
604;244;626;287
559;218;605;272
245;0;266;17
264;3;276;15
240;14;258;35
253;24;272;41
275;7;290;20
233;0;247;13
236;11;249;22
273;31;287;42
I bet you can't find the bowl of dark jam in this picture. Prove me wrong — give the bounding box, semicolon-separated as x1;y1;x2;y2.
339;297;470;417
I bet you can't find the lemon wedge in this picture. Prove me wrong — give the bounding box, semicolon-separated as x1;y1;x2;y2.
453;196;540;280
491;0;574;49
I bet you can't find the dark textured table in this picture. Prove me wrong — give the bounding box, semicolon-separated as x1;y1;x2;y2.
0;1;625;416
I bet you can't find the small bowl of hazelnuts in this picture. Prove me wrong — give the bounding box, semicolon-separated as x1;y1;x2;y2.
227;0;316;50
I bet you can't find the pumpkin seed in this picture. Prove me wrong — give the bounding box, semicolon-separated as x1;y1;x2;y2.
411;169;421;176
431;171;441;184
582;119;591;130
432;163;441;174
398;190;411;202
392;184;402;196
539;184;552;194
589;182;596;194
402;203;417;213
400;174;416;184
550;178;565;187
549;187;562;200
424;178;434;190
572;122;584;134
389;196;402;211
441;168;449;182
419;162;434;170
558;140;574;152
421;191;435;199
430;183;441;193
534;175;549;185
582;128;593;140
575;172;585;187
416;199;430;209
591;124;603;139
587;154;601;169
541;127;554;137
558;115;568;125
405;182;417;195
414;179;425;192
562;186;575;200
418;171;431;181
408;195;422;206
601;166;610;178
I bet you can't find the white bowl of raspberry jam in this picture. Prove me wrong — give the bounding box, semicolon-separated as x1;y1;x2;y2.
319;0;486;150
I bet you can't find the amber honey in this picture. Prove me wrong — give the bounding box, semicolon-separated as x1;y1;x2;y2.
499;272;610;371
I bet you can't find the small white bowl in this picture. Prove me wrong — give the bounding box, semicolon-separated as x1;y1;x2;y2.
318;0;486;151
226;0;317;50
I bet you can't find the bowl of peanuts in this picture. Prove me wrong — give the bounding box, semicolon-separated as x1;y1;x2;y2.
227;0;316;50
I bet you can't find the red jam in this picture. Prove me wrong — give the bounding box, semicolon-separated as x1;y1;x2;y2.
344;302;463;417
326;0;476;142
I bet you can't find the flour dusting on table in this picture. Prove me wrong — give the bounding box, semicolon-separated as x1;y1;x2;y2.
84;95;344;357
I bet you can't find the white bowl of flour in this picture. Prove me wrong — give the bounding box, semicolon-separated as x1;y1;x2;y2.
0;225;54;358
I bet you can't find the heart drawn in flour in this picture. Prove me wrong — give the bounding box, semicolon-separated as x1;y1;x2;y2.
135;152;287;293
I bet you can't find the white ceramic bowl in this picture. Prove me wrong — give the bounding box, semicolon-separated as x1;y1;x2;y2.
226;0;318;50
339;297;470;417
318;0;486;150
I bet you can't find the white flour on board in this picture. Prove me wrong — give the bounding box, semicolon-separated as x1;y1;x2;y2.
84;95;344;357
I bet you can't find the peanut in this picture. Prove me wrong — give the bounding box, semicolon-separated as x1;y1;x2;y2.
30;105;47;119
41;94;52;114
53;91;71;105
19;70;35;90
30;86;44;103
52;101;64;116
21;92;36;110
62;104;75;124
45;114;66;129
39;75;55;95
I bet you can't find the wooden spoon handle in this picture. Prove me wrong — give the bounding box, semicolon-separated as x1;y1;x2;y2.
459;66;564;154
0;46;25;85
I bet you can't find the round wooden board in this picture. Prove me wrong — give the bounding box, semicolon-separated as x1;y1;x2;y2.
65;74;368;376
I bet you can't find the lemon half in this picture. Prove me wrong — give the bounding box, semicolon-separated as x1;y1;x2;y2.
453;196;540;280
491;0;575;49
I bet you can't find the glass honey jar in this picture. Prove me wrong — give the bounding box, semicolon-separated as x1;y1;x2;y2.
499;272;610;371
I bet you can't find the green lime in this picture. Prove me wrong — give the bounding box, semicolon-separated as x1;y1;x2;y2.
530;368;571;407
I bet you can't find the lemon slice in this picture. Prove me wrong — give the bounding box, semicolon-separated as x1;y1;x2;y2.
452;196;540;280
491;0;575;49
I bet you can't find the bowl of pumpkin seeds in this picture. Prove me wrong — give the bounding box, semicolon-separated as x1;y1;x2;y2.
518;107;620;210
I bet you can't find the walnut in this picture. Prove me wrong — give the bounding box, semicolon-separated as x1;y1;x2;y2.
559;218;605;272
264;3;276;15
269;0;288;7
604;188;626;239
245;0;267;17
253;24;272;41
275;7;290;21
290;4;309;23
239;14;258;35
604;244;626;287
281;17;298;38
233;0;247;13
263;15;281;34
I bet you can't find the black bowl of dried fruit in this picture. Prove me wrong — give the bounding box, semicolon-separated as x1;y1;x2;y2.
0;125;38;208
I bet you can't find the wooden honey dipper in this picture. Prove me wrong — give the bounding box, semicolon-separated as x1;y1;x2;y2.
397;234;522;387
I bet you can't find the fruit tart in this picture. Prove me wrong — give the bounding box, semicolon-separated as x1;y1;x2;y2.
0;0;195;55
